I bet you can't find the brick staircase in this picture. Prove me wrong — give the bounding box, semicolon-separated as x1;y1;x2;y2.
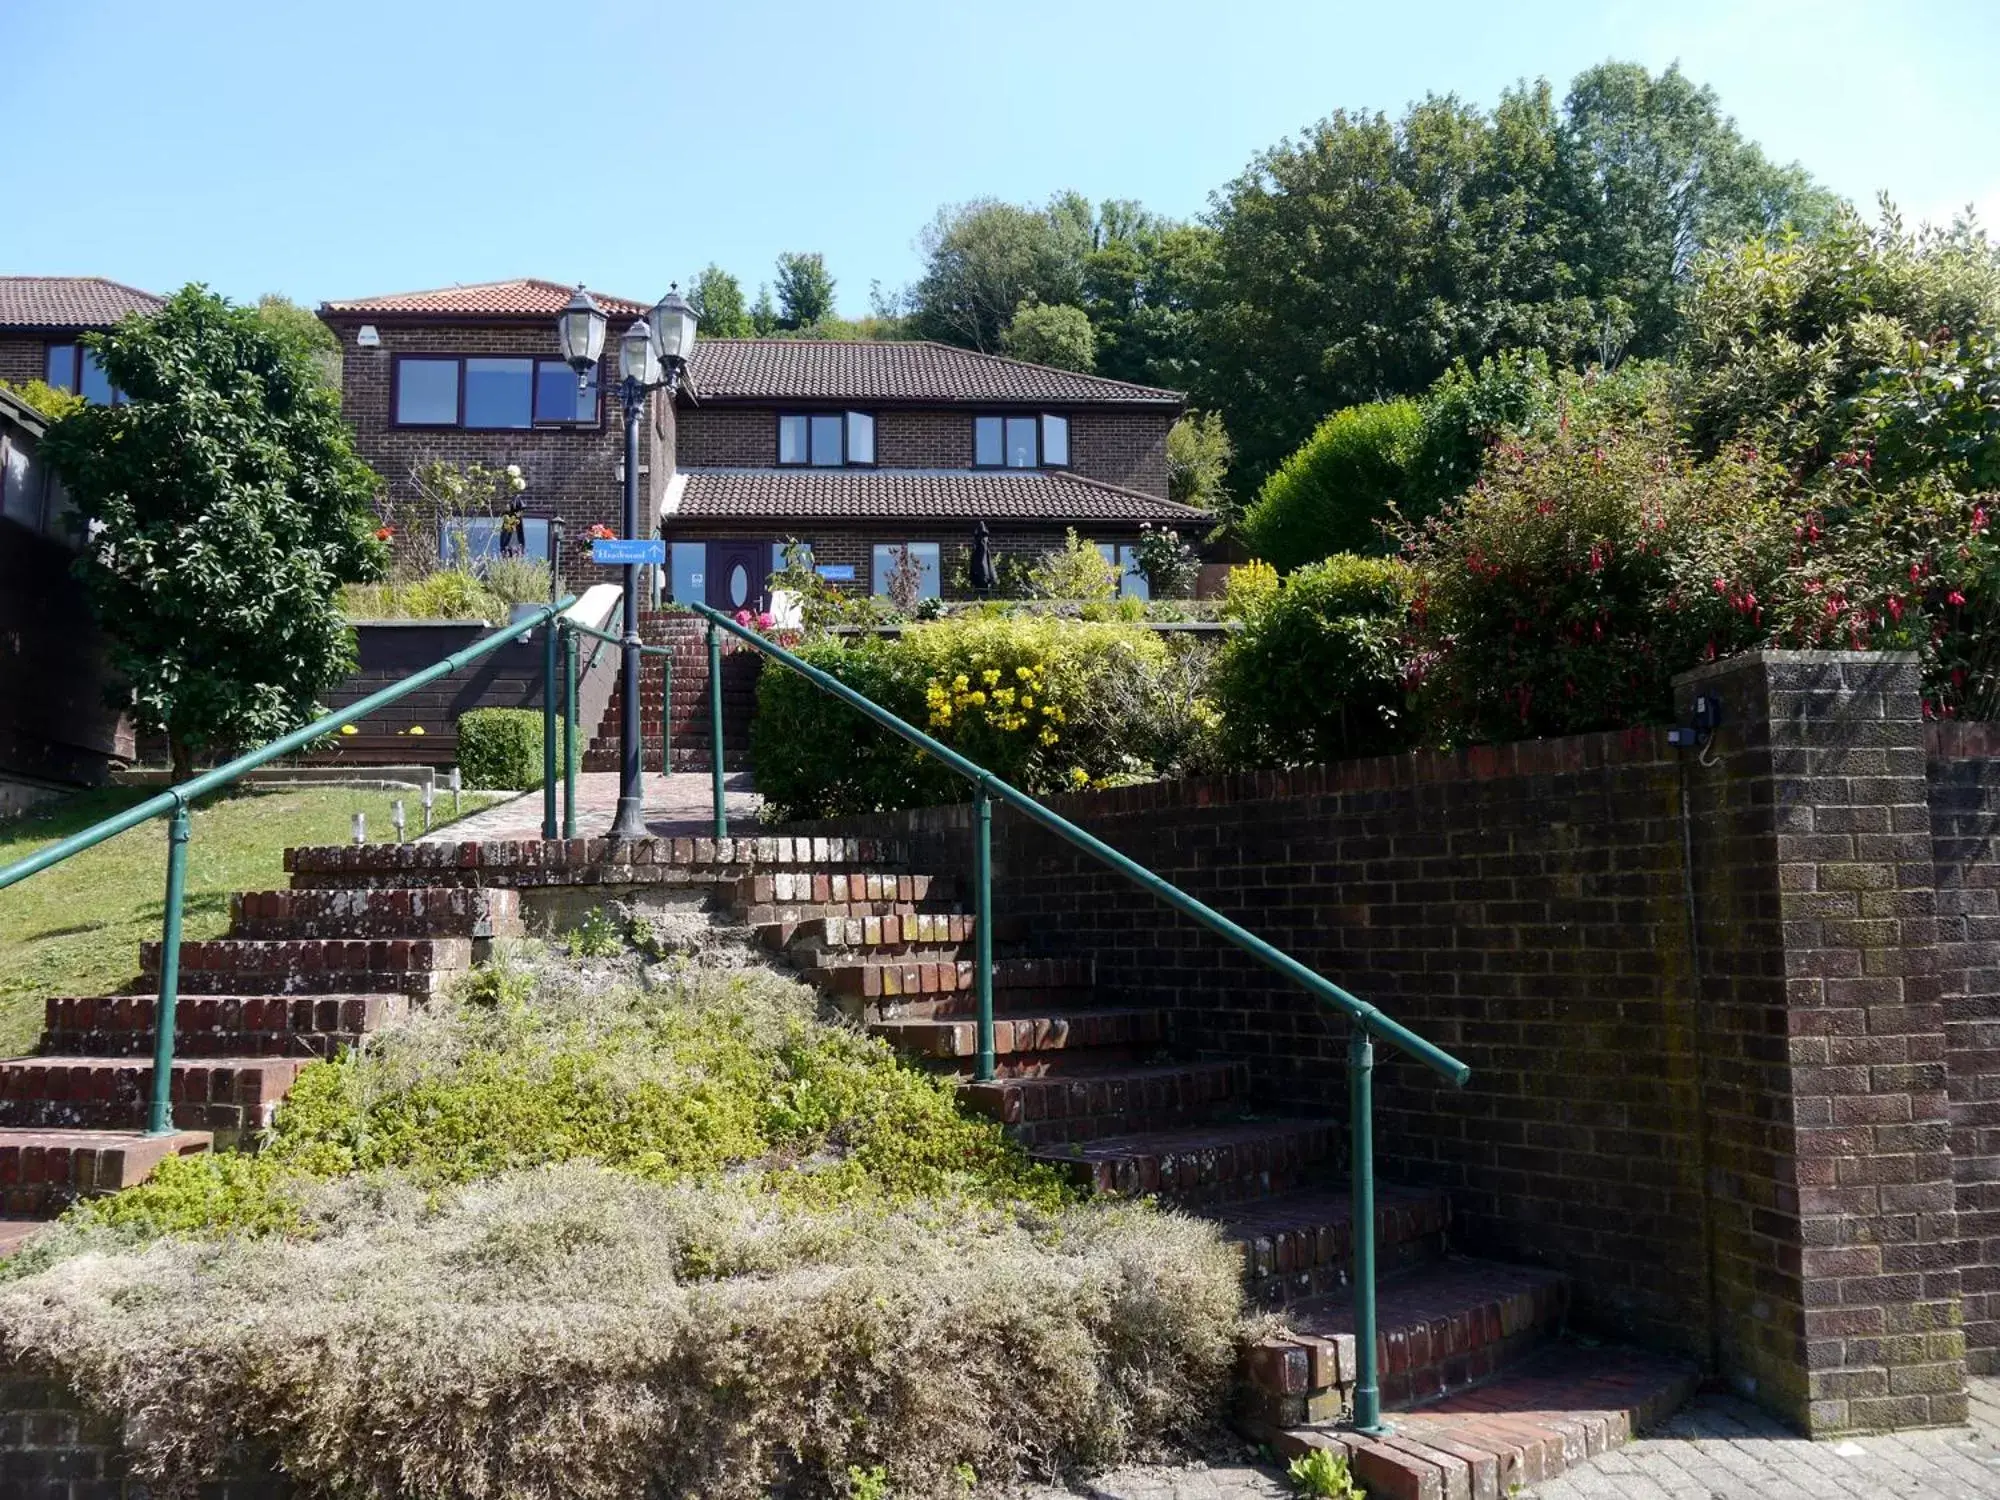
2;831;1698;1496
0;883;522;1238
736;858;1702;1500
582;611;759;772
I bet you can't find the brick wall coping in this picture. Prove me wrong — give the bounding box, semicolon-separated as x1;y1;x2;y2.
1673;646;1916;685
284;834;912;879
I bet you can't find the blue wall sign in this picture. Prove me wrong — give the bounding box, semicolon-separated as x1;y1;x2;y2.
816;564;856;582
592;538;667;566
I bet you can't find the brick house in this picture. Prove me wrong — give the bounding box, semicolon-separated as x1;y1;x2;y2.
316;280;1206;607
0;275;163;399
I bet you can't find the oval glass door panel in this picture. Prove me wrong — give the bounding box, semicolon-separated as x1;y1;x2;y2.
729;564;750;607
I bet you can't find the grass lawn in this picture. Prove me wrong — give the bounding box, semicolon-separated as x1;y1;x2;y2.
0;785;511;1057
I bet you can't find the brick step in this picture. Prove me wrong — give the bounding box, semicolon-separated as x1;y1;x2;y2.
1212;1185;1453;1308
1252;1341;1698;1500
139;938;473;996
738;898;970;929
283;836;919;890
728;869;956;914
1035;1117;1338;1206
227;887;524;939
843;985;1104;1025
41;993;411;1059
813;954;1090;1002
0;1127;212;1217
870;1007;1173;1067
0;1056;310;1135
964;1061;1249;1145
1239;1259;1570;1429
761;911;1025;957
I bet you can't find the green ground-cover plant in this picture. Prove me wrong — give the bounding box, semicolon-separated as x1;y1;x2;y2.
1214;555;1414;766
0;947;1243;1497
1288;1445;1365;1498
751;615;1218;819
0;785;503;1055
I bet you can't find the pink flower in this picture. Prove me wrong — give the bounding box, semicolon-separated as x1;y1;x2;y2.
1950;590;1968;607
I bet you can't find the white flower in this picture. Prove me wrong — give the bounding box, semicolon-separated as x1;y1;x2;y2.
505;464;522;477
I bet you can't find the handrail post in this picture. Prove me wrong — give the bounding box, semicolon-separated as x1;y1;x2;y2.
540;617;559;839
562;625;579;841
1350;1024;1385;1434
974;781;995;1083
708;620;727;838
147;800;191;1135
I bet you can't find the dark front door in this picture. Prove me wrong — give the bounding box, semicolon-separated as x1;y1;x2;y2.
705;539;767;614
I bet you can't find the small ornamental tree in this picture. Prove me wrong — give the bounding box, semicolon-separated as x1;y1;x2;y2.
40;286;384;778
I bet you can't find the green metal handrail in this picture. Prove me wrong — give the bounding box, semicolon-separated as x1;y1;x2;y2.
552;618;676;835
0;595;578;1134
690;600;1467;1436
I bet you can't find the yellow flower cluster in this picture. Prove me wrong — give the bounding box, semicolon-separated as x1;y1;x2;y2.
925;659;1064;747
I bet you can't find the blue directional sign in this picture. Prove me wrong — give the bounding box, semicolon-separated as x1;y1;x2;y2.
592;538;666;566
816;564;857;582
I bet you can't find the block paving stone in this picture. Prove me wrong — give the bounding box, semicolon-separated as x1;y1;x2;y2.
1015;1377;2000;1499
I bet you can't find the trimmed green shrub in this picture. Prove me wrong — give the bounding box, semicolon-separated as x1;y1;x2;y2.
1213;554;1414;766
458;708;549;789
752;616;1217;820
1241;399;1421;569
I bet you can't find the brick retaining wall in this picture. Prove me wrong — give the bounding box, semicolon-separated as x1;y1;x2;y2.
786;650;2000;1435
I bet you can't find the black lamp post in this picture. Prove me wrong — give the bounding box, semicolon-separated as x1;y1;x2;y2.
557;284;698;841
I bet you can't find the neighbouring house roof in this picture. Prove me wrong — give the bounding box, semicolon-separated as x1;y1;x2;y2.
671;467;1207;526
0;276;163;331
684;340;1184;407
0;386;49;437
318;278;652;320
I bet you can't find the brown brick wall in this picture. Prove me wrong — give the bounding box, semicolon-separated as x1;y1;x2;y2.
1929;722;2000;1376
783;649;1979;1436
329;319;671;595
677;404;1172;498
0;334;48;386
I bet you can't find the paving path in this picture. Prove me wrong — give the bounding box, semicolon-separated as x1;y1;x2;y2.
1019;1378;2000;1499
420;770;763;843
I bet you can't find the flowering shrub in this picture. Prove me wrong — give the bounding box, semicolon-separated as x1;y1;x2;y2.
751;616;1217;819
1132;523;1200;596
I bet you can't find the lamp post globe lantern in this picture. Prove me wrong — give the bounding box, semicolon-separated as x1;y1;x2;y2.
649;284;699;369
556;285;606;378
619;317;662;389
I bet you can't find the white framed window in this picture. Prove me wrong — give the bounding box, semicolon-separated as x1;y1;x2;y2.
974;412;1068;467
872;542;941;600
778;411;874;465
1095;542;1149;599
44;344;123;405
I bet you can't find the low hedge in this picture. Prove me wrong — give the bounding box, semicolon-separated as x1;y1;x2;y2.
457;707;574;790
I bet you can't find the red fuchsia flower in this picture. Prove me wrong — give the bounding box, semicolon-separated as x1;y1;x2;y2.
1888;596;1905;622
374;525;395;541
1712;577;1728;594
1950;590;1968;607
1976;507;1990;533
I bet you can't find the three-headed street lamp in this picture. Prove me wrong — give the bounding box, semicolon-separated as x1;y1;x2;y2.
556;283;698;840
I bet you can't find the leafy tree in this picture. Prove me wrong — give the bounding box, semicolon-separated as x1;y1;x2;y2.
256;294;340;388
749;285;780;336
1000;302;1096;371
1082;222;1216;390
1166;410;1233;516
907;197;1093;351
688;265;752;338
39;286;384;778
1561;62;1838;357
1242;399;1422;568
1677;203;2000;473
773;252;836;328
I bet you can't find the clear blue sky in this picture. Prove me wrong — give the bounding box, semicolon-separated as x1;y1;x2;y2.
5;0;1997;317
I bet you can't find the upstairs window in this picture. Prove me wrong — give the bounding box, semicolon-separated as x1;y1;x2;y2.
44;344;123;405
778;411;874;466
394;355;601;428
974;413;1068;468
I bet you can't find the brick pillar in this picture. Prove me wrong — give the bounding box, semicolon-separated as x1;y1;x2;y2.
1678;650;1964;1433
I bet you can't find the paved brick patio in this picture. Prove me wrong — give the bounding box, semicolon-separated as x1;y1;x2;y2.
419;770;764;843
1018;1378;2000;1498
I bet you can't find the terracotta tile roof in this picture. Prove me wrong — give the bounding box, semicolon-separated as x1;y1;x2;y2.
318;279;651;319
673;467;1207;525
685;340;1183;406
0;276;163;330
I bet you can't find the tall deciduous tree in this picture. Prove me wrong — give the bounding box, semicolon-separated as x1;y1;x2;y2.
687;264;752;338
907;198;1092;351
40;286;384;778
773;252;837;328
1000;302;1096;371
